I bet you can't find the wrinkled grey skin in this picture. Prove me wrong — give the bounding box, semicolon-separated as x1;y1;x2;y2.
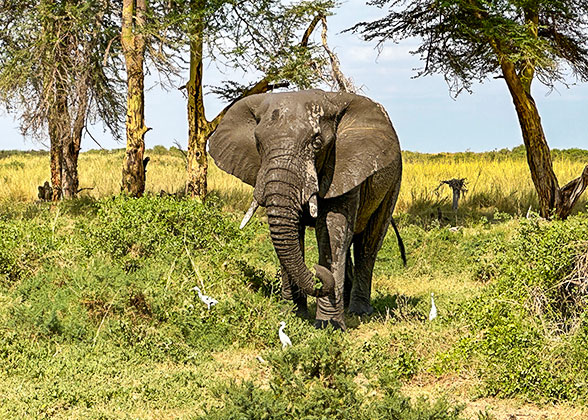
209;89;404;330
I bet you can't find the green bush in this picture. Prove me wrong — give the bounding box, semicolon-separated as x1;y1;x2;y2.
457;213;588;402
0;224;21;282
0;218;56;284
475;215;588;325
1;191;587;415
205;331;477;420
80;195;242;262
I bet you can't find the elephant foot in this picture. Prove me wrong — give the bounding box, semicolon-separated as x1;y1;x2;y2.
314;319;346;331
348;301;374;316
295;305;310;319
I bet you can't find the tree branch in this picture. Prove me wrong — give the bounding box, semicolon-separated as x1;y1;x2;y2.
301;14;322;47
102;35;118;67
207;12;325;133
84;128;105;149
320;15;354;93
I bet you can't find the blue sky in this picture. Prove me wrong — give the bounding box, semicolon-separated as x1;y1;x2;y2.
1;0;587;153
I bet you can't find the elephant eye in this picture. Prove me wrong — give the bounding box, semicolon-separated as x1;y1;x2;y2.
311;137;322;150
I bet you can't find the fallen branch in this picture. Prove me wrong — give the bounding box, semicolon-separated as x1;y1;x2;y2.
76;187;94;193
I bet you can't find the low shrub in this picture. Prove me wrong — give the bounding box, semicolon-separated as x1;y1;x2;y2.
457;213;588;402
474;215;588;327
80;195;243;262
0;218;56;285
205;331;479;420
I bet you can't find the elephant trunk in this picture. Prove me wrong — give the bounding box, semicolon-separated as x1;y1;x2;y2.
261;167;333;297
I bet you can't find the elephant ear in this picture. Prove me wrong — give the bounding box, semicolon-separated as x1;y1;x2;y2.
320;94;401;199
209;95;264;187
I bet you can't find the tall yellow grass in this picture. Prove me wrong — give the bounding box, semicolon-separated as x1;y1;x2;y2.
0;147;586;216
401;152;587;216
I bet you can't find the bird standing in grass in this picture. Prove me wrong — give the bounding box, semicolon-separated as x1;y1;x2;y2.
278;321;292;349
191;286;218;310
429;292;437;321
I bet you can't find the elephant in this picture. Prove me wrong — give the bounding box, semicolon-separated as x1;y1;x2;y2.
209;89;405;330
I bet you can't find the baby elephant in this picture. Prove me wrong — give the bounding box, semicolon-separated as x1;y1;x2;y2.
209;89;405;330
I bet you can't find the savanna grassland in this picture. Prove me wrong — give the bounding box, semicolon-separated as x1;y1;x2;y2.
1;147;588;419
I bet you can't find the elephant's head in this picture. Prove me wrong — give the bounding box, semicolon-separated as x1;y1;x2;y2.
209;89;400;297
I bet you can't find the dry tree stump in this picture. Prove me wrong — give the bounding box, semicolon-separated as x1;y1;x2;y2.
436;178;468;211
37;181;53;201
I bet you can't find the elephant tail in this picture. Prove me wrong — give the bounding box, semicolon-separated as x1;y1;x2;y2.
390;217;406;266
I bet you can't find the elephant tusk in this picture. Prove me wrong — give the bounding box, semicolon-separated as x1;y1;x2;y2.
309;194;318;218
240;199;259;229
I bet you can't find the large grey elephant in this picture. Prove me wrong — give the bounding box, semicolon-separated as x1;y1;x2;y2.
209;89;405;330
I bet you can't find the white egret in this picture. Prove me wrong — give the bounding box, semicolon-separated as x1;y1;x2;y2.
191;286;218;310
278;321;292;349
429;292;437;321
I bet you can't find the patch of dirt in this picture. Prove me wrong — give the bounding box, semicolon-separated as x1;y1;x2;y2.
128;290;151;318
80;297;110;321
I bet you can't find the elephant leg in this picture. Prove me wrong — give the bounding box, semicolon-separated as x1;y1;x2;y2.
281;224;309;318
314;191;359;330
344;248;354;309
349;186;399;316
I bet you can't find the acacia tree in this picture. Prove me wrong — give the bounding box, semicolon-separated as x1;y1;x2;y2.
115;1;333;198
164;0;334;198
353;0;588;219
0;0;125;199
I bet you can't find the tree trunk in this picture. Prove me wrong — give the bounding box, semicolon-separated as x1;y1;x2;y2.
62;70;89;199
186;12;209;198
49;121;63;202
121;0;148;197
62;133;81;198
48;91;70;201
500;60;588;218
44;2;67;202
555;164;588;219
186;0;212;199
40;0;94;201
500;61;560;218
492;9;588;220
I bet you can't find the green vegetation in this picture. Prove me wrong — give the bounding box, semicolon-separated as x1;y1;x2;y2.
1;149;588;418
455;216;588;402
0;196;487;419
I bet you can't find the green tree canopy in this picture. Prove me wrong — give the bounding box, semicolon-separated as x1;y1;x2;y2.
0;0;126;198
353;0;588;93
0;0;125;142
352;0;588;218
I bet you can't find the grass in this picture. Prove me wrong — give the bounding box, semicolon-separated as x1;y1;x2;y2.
0;147;588;419
1;145;586;219
0;147;254;211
